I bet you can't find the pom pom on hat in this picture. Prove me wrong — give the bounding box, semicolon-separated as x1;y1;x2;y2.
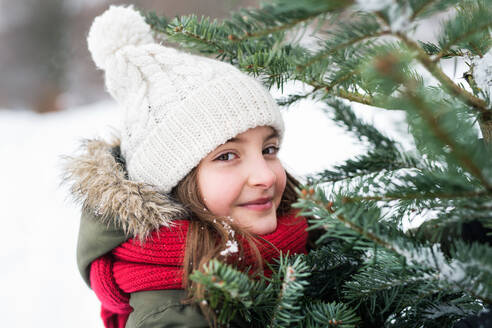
87;5;154;70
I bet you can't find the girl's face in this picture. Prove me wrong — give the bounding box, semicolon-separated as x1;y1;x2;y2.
197;126;287;235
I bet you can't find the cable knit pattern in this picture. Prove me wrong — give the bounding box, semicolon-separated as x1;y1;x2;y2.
90;210;308;327
87;5;285;194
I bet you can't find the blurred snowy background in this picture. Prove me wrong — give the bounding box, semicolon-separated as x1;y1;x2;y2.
0;0;469;326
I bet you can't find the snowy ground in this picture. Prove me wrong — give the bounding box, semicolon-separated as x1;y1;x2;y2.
1;101;120;327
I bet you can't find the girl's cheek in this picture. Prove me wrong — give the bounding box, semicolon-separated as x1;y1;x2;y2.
276;167;287;207
201;170;242;209
266;161;285;209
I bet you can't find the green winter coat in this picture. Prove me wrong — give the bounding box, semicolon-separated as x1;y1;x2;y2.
77;208;212;327
66;138;249;328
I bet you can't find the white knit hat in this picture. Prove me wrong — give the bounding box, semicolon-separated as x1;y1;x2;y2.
87;5;285;193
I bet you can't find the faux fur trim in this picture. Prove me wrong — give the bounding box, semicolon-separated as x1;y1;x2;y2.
61;136;190;241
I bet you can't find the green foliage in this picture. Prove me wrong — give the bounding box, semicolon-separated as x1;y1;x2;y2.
293;12;385;86
418;40;464;57
343;250;436;325
301;301;360;328
189;259;262;324
190;253;361;327
303;243;362;301
306;98;419;184
148;0;492;326
408;0;463;20
437;0;492;57
269;255;311;327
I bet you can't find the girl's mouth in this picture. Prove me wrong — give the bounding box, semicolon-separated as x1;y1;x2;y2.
239;200;273;211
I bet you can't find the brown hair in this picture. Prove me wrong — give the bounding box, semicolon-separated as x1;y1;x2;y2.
170;165;312;326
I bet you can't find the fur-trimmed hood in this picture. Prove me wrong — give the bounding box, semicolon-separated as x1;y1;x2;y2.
61;137;190;241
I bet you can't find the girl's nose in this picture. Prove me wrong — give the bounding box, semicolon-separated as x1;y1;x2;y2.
246;157;276;189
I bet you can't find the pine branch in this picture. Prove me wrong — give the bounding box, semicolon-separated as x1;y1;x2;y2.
296;201;488;323
435;22;491;61
189;259;262;325
309;150;418;184
146;0;354;57
403;83;491;189
237;45;307;89
344;168;490;216
419;40;465;58
343;249;481;326
305;80;375;106
275;90;320;107
334;88;373;105
434;0;492;60
408;0;467;22
367;53;492;190
344;190;489;202
304;41;424;110
415;201;492;249
394;32;489;113
306;98;418;184
419;299;483;324
362;2;490;112
303;243;363;300
297;189;492;303
327;160;487;218
343;250;438;322
145;11;169;35
162;14;229;54
295;12;390;71
301;301;361;328
229;11;313;42
269;254;311;328
321;82;406;111
409;0;441;21
394;240;492;303
323;98;397;145
294;190;400;253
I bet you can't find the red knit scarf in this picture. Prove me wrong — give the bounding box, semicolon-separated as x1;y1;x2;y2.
90;210;308;328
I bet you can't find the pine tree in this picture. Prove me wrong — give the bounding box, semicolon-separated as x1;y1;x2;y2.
144;0;492;326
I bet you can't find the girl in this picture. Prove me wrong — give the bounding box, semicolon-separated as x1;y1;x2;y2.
64;5;312;328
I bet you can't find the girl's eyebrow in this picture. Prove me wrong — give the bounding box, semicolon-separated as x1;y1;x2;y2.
226;130;279;144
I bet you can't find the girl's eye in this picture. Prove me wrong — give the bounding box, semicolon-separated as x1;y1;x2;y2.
215;152;237;161
263;145;280;155
214;146;280;162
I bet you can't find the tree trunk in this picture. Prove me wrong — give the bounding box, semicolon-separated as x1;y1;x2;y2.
479;114;492;146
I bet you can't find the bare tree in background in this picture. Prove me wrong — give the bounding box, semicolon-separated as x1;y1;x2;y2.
1;0;67;113
0;0;257;113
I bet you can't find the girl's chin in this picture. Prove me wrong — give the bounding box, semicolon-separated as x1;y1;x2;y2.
229;205;278;234
242;214;278;235
254;220;278;235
